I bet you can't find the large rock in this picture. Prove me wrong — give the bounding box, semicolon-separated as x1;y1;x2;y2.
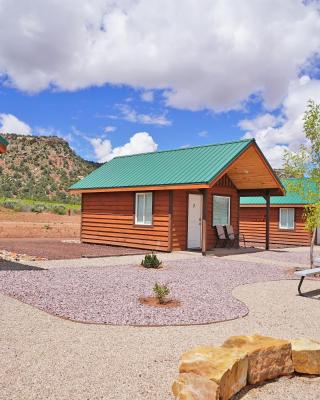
223;335;294;384
291;338;320;375
172;372;219;400
179;346;248;400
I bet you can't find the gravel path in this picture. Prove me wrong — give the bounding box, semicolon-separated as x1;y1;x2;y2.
0;258;291;325
252;247;320;265
1;279;320;400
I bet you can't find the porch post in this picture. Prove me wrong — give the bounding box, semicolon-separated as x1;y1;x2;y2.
168;190;173;252
201;188;208;256
265;189;270;250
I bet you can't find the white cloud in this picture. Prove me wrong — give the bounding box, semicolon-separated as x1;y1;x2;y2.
238;113;282;132
0;113;32;135
90;131;158;162
0;1;319;112
239;76;320;167
198;130;209;138
104;125;116;133
112;104;171;126
140;91;154;102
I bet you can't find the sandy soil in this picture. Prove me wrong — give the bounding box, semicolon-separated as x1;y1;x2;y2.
0;238;146;260
0;210;80;238
0;279;320;400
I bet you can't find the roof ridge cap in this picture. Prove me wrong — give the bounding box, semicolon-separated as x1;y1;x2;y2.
110;138;254;161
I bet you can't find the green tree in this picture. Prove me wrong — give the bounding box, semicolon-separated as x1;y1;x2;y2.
283;100;320;267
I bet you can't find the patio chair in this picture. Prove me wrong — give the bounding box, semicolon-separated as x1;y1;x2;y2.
225;225;246;248
214;225;229;247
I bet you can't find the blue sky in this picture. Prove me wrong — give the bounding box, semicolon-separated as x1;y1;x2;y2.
0;84;252;161
0;0;320;167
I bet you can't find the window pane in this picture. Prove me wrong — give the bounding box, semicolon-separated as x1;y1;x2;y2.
144;193;152;224
280;208;294;229
213;196;230;225
135;193;153;225
136;194;144;224
280;208;287;228
287;208;294;229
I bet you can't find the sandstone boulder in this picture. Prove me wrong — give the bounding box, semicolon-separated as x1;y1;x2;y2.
223;335;294;384
179;346;248;400
172;372;219;400
291;338;320;375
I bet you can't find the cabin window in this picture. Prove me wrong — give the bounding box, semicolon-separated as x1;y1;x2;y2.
135;192;153;225
213;195;230;226
279;208;295;230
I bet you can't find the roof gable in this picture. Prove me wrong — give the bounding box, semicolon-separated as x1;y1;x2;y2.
70;139;254;190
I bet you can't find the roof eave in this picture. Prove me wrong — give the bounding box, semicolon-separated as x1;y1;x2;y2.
69;182;211;194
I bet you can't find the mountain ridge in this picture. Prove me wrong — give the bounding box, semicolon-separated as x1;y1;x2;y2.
0;133;99;203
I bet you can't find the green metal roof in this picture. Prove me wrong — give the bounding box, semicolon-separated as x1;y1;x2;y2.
240;178;318;205
70;139;255;190
0;135;9;146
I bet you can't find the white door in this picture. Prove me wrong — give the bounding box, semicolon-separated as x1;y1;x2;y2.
187;194;203;249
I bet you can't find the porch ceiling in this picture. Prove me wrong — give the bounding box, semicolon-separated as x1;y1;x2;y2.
225;145;284;196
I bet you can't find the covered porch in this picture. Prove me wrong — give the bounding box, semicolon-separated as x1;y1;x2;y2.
197;144;284;255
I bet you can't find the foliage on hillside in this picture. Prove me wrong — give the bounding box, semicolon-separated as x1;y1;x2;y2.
0;134;98;203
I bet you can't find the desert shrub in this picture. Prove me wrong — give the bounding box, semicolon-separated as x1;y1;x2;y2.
2;200;17;209
52;205;67;215
20;205;32;212
153;283;170;304
13;202;25;212
141;253;162;269
31;204;47;213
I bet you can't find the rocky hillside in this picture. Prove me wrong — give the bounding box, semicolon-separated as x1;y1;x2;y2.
0;134;98;203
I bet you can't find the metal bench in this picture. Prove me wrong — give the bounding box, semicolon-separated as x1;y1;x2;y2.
294;257;320;295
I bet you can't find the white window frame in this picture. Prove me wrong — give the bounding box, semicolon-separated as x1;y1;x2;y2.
212;195;231;226
279;208;295;230
135;192;153;225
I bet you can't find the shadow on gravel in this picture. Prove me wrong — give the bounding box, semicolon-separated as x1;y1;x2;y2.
298;288;320;300
0;259;44;271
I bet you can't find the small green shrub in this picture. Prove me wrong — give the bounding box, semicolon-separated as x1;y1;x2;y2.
2;200;17;209
13;203;25;212
52;205;67;215
31;204;47;213
153;283;170;304
141;253;162;269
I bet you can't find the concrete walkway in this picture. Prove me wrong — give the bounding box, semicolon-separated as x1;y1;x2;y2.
1;279;320;400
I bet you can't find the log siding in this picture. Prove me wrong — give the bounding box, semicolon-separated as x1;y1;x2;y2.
240;206;311;246
81;191;170;251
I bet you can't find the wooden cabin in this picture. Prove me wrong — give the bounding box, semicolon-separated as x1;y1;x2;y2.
70;139;284;253
240;178;319;247
0;134;8;153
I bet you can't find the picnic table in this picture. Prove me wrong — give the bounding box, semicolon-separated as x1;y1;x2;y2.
294;257;320;296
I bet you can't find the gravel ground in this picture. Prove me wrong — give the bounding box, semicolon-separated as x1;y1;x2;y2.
251;247;320;265
1;279;320;400
0;258;291;325
0;238;146;260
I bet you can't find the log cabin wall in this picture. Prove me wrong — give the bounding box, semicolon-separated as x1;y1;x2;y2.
240;206;311;246
171;174;239;251
81;191;170;251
